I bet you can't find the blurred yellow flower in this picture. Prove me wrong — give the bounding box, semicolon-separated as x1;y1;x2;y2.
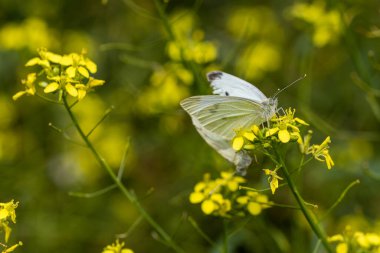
288;1;343;47
138;63;192;114
166;11;217;64
329;227;380;253
0;18;58;51
237;41;281;80
189;172;269;217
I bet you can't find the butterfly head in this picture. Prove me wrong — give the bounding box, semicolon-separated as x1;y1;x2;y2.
262;97;278;120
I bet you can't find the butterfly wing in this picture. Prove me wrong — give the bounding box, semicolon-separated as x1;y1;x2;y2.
193;122;252;175
180;95;266;140
207;71;268;102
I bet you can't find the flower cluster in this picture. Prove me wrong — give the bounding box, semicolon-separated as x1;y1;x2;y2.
189;172;271;217
101;239;134;253
13;48;104;101
226;7;283;80
0;200;22;253
329;227;380;253
167;11;217;64
288;0;343;47
231;108;334;193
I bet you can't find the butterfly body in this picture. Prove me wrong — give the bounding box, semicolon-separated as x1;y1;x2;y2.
180;71;277;174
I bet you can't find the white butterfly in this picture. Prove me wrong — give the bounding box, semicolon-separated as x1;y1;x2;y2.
180;71;278;175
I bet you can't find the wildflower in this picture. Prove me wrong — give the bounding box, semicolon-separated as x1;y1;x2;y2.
0;200;18;224
102;239;134;253
13;48;104;101
329;227;380;253
236;191;270;215
189;172;270;217
231;108;334;172
12;73;37;100
307;136;334;169
263;169;283;194
288;1;343;47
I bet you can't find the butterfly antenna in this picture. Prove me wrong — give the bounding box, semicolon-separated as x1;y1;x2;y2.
273;74;307;98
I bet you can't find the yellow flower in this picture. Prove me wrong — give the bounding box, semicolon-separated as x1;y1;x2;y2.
307;136;334;169
102;240;134;253
12;73;37;100
0;200;18;223
336;243;348;253
263;169;283;194
288;1;343;47
232;136;245;151
201;200;216;215
278;129;290;143
14;48;104;102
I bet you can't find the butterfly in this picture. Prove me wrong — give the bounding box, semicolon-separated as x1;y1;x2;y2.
180;71;278;175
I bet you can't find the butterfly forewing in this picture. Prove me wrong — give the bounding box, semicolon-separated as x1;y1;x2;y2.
207;71;268;102
180;95;266;139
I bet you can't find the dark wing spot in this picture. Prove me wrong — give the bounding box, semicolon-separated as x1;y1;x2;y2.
225;91;229;96
207;71;223;81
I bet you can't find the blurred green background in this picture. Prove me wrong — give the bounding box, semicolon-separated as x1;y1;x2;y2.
1;0;380;252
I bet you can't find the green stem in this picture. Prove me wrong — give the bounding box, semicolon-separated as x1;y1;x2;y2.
62;96;185;253
274;149;333;253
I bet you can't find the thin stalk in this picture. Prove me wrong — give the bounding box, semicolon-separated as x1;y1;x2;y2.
275;149;333;253
62;96;185;253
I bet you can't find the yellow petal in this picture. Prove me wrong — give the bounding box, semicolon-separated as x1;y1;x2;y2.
77;89;87;100
189;192;204;203
121;249;134;253
60;55;73;66
65;84;78;97
25;57;40;66
66;66;76;78
78;66;89;78
0;208;9;219
243;144;255;150
251;125;260;135
46;52;62;63
227;181;239;191
38;59;50;68
232;136;244;151
88;78;105;87
265;127;279;137
243;132;256;141
325;154;334;170
328;234;344;242
278;129;290;143
85;59;97;73
44;82;59;93
201;200;215;215
12;91;26;101
270;178;279;194
210;193;223;203
336;243;348;253
247;202;262;215
236;196;249;204
295;117;309;125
